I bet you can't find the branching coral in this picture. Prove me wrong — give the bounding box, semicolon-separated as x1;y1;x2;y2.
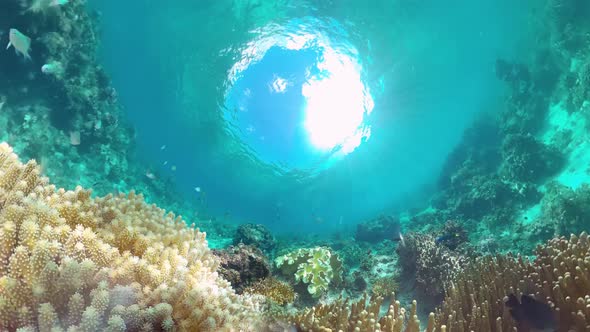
433;232;590;331
286;293;434;332
0;142;263;331
275;247;342;297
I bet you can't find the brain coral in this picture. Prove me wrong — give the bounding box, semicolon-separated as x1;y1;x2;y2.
0;142;262;331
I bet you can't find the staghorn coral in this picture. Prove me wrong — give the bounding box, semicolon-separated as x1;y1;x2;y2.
275;247;342;297
433;232;590;331
0;142;263;331
286;293;434;332
244;278;295;306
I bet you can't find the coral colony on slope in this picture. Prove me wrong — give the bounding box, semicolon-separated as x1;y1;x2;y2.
1;0;590;331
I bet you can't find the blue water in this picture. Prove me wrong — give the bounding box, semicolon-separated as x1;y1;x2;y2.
90;0;532;234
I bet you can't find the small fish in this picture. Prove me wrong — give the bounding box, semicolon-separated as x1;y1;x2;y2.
145;171;156;180
24;0;68;13
505;294;556;332
171;165;177;171
435;233;458;244
160;145;166;150
6;29;32;60
163;161;168;166
0;96;6;111
194;187;201;193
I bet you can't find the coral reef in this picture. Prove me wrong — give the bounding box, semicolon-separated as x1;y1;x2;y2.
285;293;432;332
212;243;270;294
0;143;263;331
397;233;472;299
434;220;468;251
355;215;400;243
370;275;400;299
244;278;295;306
500;133;564;183
0;0;217;239
433;232;590;331
538;182;590;237
234;223;276;254
275;247;342;298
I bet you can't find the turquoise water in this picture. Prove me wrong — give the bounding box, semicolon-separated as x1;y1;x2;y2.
90;0;533;234
2;0;590;330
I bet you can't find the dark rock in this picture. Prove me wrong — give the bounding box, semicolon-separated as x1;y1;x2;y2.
355;215;401;243
212;244;270;294
234;223;276;253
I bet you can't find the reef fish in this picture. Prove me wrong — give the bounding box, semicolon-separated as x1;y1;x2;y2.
384;215;405;246
6;29;31;60
25;0;69;13
505;293;556;332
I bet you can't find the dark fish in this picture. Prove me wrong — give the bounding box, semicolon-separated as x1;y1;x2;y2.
435;233;456;244
505;294;556;331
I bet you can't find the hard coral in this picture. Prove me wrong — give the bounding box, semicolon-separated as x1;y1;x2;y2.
500;133;564;183
538;181;590;237
0;143;263;331
287;293;432;332
234;223;276;254
434;232;590;331
244;278;295;306
213;243;270;294
370;275;400;299
397;233;471;299
275;247;342;297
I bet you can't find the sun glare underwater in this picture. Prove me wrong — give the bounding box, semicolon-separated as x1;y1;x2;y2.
224;17;374;171
2;0;590;331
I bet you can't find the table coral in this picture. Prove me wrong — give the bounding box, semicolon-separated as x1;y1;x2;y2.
0;142;263;331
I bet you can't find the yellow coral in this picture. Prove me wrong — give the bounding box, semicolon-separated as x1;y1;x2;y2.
288;293;433;332
0;142;262;331
244;278;295;305
275;247;342;297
